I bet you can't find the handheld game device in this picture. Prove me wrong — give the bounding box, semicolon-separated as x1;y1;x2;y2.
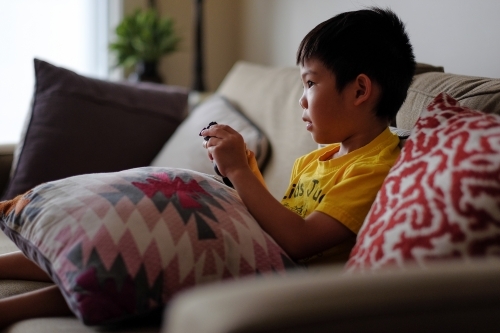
200;122;234;188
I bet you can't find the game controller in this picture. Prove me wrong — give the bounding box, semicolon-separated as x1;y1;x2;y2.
199;121;234;188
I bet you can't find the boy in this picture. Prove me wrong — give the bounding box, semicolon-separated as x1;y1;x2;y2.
0;7;415;327
201;7;415;265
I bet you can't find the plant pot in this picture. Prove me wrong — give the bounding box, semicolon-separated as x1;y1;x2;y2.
129;61;163;84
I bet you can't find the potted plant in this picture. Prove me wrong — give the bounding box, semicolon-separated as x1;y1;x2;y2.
110;8;181;83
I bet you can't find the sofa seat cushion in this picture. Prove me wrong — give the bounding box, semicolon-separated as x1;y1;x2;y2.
0;280;53;299
397;72;500;130
347;93;500;271
3;317;160;333
0;167;295;325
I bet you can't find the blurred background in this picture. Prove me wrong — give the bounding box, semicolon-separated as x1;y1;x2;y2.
1;0;499;144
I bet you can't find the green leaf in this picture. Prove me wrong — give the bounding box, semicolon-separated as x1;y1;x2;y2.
109;8;181;69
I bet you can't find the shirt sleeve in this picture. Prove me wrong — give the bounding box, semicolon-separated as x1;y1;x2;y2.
315;162;392;234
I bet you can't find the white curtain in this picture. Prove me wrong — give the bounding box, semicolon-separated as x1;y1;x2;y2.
0;0;122;144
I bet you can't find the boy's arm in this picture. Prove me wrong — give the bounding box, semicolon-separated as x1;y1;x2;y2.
245;149;267;188
202;124;353;260
228;167;353;260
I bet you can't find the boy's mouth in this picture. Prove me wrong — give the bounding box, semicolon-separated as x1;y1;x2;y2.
303;119;312;131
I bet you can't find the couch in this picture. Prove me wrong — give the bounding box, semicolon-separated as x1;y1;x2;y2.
1;60;500;332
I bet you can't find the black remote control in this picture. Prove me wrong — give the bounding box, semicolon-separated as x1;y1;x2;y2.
200;122;234;188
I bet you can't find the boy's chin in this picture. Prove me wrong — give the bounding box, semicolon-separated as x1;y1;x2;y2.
311;134;333;145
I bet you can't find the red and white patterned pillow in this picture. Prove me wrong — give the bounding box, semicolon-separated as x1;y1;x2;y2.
346;93;500;271
0;167;295;325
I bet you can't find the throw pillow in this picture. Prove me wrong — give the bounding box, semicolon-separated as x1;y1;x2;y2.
0;167;295;325
2;59;188;200
151;95;272;176
347;93;500;271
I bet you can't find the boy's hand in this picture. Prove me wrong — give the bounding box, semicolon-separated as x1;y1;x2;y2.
200;124;249;178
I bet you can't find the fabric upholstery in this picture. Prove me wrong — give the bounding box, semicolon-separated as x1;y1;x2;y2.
3;318;160;333
151;95;271;177
217;62;316;199
164;260;500;333
347;93;500;271
0;167;295;325
0;280;53;299
0;230;18;255
2;59;500;333
397;72;500;130
413;62;444;75
2;59;189;200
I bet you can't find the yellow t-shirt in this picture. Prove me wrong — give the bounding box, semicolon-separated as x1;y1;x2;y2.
281;127;400;265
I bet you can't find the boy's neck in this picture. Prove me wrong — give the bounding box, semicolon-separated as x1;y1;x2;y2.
332;121;389;159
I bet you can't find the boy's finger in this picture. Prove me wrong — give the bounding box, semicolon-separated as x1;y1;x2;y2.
201;124;237;138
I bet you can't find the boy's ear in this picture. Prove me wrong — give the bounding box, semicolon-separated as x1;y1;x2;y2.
353;74;373;106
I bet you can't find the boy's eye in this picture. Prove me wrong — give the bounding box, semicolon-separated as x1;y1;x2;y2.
307;80;314;88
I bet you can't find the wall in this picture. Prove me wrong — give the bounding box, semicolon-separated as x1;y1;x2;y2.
122;0;499;91
239;0;500;78
123;0;241;91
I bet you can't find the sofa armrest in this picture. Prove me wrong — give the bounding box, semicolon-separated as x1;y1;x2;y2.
164;260;500;333
0;144;15;198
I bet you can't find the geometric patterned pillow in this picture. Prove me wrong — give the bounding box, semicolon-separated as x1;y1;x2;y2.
346;93;500;272
0;167;296;325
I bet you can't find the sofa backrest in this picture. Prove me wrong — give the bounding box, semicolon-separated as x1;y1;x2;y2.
217;62;316;199
217;61;500;199
397;73;500;130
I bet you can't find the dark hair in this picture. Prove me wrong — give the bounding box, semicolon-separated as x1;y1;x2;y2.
296;7;416;122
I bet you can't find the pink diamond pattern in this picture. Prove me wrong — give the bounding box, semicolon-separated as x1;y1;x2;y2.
0;167;297;326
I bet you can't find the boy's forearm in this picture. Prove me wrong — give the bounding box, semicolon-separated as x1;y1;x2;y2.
228;167;306;258
245;149;267;188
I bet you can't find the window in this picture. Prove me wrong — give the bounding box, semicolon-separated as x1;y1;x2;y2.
0;0;122;143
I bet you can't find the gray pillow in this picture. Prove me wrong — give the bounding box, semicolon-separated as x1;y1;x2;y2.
2;59;188;200
151;95;271;176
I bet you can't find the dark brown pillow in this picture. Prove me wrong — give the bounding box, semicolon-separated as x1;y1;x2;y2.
2;59;188;200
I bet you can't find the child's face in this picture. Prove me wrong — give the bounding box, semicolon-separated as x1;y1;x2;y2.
299;58;353;144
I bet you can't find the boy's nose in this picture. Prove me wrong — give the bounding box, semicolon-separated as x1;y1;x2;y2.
299;95;307;110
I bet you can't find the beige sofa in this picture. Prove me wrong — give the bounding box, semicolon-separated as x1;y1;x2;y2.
1;61;500;332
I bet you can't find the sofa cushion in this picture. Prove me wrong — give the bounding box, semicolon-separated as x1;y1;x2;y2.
2;59;188;200
217;62;318;199
0;230;18;255
151;95;271;177
0;280;53;299
0;167;295;325
413;62;444;75
397;72;500;130
346;93;500;271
